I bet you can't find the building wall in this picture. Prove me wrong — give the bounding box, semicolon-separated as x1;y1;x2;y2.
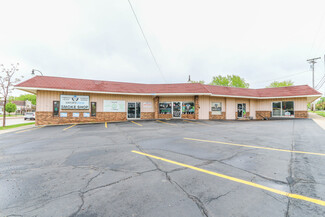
226;98;236;119
35;90;309;124
199;96;210;119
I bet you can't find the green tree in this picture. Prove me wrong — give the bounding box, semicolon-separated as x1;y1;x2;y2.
11;94;36;105
266;80;294;88
5;102;17;114
209;75;250;88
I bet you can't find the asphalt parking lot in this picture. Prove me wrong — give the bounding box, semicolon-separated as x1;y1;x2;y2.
1;119;325;217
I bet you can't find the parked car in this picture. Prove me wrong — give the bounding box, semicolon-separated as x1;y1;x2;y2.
24;112;35;120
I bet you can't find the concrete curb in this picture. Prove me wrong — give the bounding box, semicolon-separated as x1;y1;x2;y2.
0;124;36;135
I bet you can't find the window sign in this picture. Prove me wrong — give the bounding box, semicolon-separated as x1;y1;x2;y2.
159;102;172;114
182;102;195;114
60;95;89;110
73;113;79;117
60;112;67;117
211;102;222;115
83;112;90;117
103;100;125;112
143;102;152;109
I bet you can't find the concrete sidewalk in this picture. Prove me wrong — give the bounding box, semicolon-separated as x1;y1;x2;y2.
309;112;325;131
0;124;35;135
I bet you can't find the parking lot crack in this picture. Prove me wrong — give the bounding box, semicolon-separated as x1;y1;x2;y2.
286;120;296;217
172;180;209;217
206;191;231;204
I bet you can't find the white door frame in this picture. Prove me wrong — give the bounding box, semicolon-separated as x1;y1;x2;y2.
172;101;182;118
127;102;141;119
237;103;246;118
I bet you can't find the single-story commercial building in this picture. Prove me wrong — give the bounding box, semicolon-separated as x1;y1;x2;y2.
15;76;322;125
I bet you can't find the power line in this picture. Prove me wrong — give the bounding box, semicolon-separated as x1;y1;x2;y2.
127;0;167;83
251;70;310;85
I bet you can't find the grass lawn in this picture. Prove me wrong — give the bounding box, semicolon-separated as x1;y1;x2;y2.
309;110;325;117
0;114;24;118
0;122;35;130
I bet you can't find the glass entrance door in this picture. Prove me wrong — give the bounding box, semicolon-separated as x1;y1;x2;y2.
237;104;243;118
172;102;181;118
237;103;246;118
128;102;141;119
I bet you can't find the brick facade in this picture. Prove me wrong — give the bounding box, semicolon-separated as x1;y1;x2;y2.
36;111;127;125
158;114;172;119
194;95;199;120
256;111;271;120
182;114;195;119
295;111;308;118
141;112;154;119
209;112;226;120
154;96;159;119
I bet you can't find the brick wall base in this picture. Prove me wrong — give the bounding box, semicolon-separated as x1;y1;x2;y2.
295;111;308;118
141;112;154;119
158;114;172;119
36;112;127;125
209;112;226;120
182;114;195;119
256;111;271;120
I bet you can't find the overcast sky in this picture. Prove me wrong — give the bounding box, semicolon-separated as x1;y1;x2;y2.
1;0;325;96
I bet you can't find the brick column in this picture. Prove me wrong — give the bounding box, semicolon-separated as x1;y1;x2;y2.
194;95;199;120
154;96;159;119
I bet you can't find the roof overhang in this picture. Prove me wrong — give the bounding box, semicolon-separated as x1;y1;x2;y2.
15;86;322;101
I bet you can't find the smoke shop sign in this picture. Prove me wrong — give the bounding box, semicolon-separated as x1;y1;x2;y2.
60;95;90;110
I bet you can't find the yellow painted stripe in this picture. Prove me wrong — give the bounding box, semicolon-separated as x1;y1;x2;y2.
184;138;325;156
63;124;77;131
183;120;209;126
132;150;325;207
156;120;177;126
105;122;107;128
15;126;45;134
131;121;143;126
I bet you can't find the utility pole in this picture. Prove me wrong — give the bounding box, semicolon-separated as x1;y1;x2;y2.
307;57;321;111
307;57;321;88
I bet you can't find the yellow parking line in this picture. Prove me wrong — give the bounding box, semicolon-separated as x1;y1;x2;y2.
184;138;325;156
15;126;45;134
132;150;325;207
156;120;177;126
131;121;143;126
183;120;209;126
105;122;107;128
63;124;77;131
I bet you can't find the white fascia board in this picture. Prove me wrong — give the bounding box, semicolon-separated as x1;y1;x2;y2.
15;87;210;96
15;87;322;99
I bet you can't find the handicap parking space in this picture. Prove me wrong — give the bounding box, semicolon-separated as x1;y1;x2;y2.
1;119;325;216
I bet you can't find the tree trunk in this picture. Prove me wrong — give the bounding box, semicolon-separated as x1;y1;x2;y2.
2;99;6;127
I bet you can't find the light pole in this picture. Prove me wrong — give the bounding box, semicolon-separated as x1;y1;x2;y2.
31;69;43;76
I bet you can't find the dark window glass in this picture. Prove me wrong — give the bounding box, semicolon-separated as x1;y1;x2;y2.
282;101;294;116
136;102;141;118
182;102;195;114
91;102;96;117
159;103;172;114
53;101;59;117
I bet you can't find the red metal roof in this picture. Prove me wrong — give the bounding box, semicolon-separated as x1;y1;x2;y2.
15;76;321;98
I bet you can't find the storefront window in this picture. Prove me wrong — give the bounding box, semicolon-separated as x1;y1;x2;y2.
282;101;294;116
159;102;172;114
211;102;222;115
272;101;294;117
182;102;195;114
53;101;60;117
91;102;96;117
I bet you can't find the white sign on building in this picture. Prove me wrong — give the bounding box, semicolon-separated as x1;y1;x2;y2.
103;100;125;112
143;102;152;109
60;95;89;110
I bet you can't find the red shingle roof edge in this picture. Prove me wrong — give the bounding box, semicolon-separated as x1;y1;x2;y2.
15;75;322;98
